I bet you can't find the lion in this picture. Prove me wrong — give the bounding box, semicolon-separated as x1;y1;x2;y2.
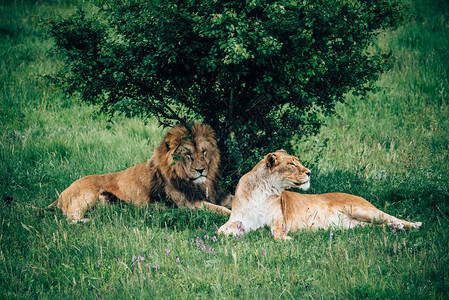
218;150;422;240
48;123;232;222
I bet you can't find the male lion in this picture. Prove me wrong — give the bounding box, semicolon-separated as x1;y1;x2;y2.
218;150;422;240
49;123;232;222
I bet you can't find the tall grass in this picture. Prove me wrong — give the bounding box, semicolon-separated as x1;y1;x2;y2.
1;0;448;298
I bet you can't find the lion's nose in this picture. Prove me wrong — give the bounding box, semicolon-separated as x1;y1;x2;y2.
195;168;205;174
305;170;311;176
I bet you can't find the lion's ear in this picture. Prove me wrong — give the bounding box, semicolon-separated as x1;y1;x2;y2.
265;153;281;170
164;131;181;153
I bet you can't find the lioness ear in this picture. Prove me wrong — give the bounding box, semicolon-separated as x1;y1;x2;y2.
265;153;281;170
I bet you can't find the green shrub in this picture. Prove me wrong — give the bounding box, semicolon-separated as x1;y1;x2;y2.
46;0;404;190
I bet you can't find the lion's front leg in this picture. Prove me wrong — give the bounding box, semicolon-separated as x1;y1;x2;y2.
193;201;231;215
219;194;234;209
164;185;230;215
164;185;194;209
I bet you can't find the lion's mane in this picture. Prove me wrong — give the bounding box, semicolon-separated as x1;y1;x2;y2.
148;123;228;206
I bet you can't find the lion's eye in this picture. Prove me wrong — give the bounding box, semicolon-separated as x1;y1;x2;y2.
186;153;192;160
203;151;207;157
289;163;296;167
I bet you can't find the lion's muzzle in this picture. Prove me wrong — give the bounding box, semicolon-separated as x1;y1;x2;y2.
192;176;207;184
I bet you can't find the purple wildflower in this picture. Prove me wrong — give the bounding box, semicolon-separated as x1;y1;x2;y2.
391;224;397;235
237;222;242;232
176;256;180;263
166;249;170;256
192;232;217;255
97;260;101;269
330;230;334;239
132;255;137;263
154;264;160;272
234;222;244;240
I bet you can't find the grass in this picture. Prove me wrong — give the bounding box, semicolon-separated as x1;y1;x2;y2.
1;0;448;298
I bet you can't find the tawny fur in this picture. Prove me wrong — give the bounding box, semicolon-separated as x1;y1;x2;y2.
218;150;311;238
49;123;232;222
218;150;422;240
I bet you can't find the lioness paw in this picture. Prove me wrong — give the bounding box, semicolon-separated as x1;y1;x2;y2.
413;222;422;229
396;222;405;230
217;226;233;236
218;221;244;237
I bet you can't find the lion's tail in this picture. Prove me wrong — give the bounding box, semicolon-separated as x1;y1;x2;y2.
46;199;59;209
28;190;60;211
26;199;58;211
45;189;62;209
24;199;57;212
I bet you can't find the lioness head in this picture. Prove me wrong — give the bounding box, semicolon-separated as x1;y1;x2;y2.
265;150;311;191
163;123;220;185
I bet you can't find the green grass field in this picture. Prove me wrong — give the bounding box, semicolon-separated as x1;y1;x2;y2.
1;0;448;298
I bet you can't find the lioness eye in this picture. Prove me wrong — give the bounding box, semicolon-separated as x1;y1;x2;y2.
289;163;295;167
203;151;207;157
186;153;192;159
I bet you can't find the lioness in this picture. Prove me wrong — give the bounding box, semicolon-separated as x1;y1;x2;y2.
49;123;232;222
218;150;422;240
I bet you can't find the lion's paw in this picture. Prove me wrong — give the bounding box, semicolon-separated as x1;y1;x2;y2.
69;218;92;225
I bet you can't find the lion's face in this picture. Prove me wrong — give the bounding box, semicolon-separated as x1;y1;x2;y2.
177;141;215;184
265;150;311;191
164;123;220;185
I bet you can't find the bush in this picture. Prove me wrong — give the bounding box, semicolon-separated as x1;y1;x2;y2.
46;0;404;191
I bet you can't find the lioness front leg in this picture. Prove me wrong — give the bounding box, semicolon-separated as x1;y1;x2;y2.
217;220;244;237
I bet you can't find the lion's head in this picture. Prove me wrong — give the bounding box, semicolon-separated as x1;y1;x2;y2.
164;123;220;184
152;122;226;204
264;150;311;191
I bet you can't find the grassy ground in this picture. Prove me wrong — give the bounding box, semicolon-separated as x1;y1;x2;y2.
1;0;448;298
